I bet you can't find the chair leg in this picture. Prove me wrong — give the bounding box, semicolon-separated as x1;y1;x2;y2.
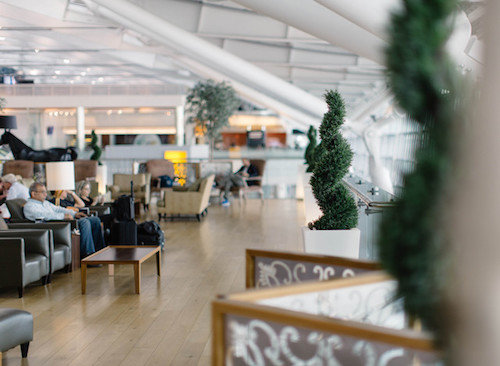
158;213;162;222
20;342;29;358
196;214;201;222
65;264;71;273
41;275;51;285
18;287;24;298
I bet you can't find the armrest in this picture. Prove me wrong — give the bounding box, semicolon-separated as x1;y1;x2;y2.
0;238;25;287
8;222;71;249
0;229;50;258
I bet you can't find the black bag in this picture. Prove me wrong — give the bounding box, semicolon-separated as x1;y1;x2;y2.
109;220;137;245
137;221;164;248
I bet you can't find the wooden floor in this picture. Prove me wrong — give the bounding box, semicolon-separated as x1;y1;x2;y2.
0;199;305;366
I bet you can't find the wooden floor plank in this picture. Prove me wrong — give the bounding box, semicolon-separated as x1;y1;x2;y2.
0;199;304;365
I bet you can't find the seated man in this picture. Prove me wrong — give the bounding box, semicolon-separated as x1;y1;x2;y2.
23;182;106;258
216;159;259;206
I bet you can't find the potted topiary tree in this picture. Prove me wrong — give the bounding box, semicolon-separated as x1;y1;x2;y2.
302;90;360;258
186;79;240;159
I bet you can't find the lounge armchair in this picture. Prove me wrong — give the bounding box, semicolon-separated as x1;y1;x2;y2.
0;308;33;360
8;222;72;274
109;173;151;208
146;159;175;192
0;231;51;297
158;174;215;221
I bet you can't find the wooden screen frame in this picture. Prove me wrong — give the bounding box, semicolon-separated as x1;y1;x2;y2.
213;273;437;365
245;249;382;288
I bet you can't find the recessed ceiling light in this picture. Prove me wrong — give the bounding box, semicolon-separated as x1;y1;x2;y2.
54;112;59;116
76;76;81;80
54;70;61;75
29;70;39;76
34;48;40;53
0;36;5;41
63;59;70;64
52;75;57;79
107;110;112;115
80;72;86;76
91;80;96;85
118;110;123;114
98;77;104;82
70;80;74;84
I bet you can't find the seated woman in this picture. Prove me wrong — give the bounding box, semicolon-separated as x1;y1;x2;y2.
48;190;85;209
76;181;105;207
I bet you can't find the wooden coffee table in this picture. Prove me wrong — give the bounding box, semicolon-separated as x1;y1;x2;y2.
81;245;161;294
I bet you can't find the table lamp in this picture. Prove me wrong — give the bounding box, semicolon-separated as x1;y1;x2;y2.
45;161;75;206
0;115;17;130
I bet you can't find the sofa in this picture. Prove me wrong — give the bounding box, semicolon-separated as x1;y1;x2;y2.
158;174;215;221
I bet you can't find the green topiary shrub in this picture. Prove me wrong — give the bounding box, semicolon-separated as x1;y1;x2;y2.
378;0;462;344
304;126;317;173
308;90;358;231
89;130;102;165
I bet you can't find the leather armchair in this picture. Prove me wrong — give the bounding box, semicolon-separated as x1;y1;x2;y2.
0;308;33;359
2;160;34;179
109;173;151;207
8;222;72;274
158;174;215;221
0;230;51;297
146;159;175;192
6;198;77;229
74;160;97;182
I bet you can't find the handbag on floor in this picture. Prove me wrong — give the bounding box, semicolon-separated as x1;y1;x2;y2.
137;221;164;249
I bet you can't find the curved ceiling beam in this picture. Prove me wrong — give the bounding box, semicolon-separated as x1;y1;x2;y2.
231;0;387;65
88;0;326;119
314;0;482;73
84;1;320;127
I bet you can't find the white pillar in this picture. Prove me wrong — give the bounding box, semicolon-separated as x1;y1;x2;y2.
76;106;85;153
175;106;185;146
450;0;500;364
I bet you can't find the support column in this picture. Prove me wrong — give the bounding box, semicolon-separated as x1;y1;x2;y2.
175;106;185;146
76;106;85;153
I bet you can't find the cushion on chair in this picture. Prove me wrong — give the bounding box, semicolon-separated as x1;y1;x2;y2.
0;308;33;353
6;199;27;220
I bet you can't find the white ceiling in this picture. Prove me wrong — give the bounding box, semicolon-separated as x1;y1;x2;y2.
0;0;483;126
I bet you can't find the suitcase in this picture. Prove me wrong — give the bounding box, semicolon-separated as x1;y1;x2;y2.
112;181;135;221
109;220;137;245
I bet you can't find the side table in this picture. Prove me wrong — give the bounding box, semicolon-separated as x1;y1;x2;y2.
71;233;80;272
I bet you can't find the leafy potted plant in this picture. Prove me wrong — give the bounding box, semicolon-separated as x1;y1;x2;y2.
302;90;360;258
185;79;240;159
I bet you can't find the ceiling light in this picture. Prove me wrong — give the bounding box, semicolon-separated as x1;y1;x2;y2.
80;72;86;76
29;70;39;76
63;59;70;64
64;112;69;116
34;48;40;53
107;110;112;115
54;70;61;75
52;76;57;79
118;110;123;114
76;76;81;80
91;80;96;85
0;36;5;41
98;77;104;82
86;68;91;72
70;80;74;84
54;112;59;116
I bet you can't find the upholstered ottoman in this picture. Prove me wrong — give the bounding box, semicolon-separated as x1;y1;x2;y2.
0;308;33;360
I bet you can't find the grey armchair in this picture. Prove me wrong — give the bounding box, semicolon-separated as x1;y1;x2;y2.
0;308;33;359
8;222;72;274
0;230;51;297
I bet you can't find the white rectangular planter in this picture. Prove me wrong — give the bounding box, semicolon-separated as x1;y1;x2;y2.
303;173;322;225
302;226;360;259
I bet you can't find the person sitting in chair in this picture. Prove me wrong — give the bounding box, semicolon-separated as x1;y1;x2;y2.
1;174;29;201
216;159;259;206
48;189;85;209
23;182;106;258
